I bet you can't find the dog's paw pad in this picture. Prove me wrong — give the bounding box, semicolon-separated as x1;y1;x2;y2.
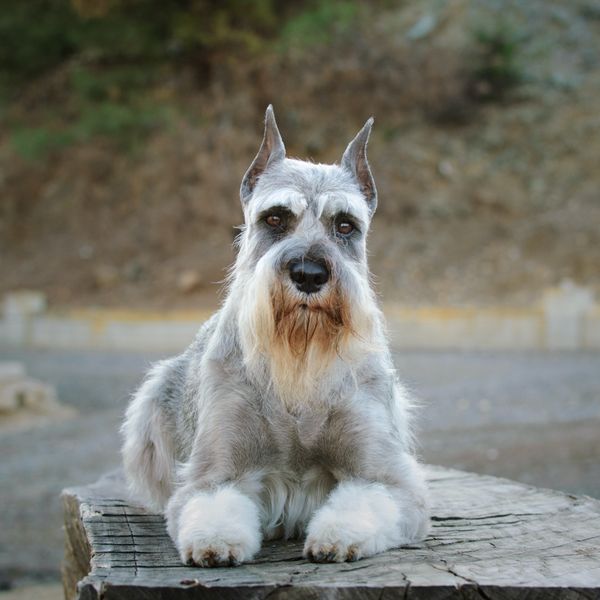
346;544;360;562
180;542;243;568
196;547;240;568
303;539;362;563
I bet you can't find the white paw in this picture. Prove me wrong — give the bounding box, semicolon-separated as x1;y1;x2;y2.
177;486;261;567
304;537;363;563
303;512;386;563
303;481;401;563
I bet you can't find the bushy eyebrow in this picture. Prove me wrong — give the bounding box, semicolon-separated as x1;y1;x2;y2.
251;191;307;219
318;193;368;228
256;204;295;222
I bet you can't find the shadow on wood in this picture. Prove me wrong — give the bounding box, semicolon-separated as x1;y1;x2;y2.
62;466;600;599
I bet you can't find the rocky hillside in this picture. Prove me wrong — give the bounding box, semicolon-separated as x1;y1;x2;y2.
2;0;599;308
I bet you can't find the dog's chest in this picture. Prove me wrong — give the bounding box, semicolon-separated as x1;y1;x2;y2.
292;409;328;447
257;404;365;539
268;404;362;473
260;463;335;540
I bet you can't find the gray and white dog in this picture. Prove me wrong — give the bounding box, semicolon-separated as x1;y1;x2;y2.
121;106;429;567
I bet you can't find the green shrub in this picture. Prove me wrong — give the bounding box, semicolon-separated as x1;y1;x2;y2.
14;98;171;159
0;0;80;86
471;21;525;101
1;0;374;160
10;126;74;161
70;65;161;102
279;1;360;49
73;100;169;144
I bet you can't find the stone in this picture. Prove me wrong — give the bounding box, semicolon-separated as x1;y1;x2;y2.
177;270;203;294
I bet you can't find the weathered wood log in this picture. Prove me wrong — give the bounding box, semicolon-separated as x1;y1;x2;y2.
62;467;600;599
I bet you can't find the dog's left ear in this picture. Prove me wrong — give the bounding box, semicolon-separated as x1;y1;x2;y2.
341;117;377;214
240;105;286;204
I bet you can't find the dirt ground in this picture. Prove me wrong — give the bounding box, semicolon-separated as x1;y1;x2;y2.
2;0;600;310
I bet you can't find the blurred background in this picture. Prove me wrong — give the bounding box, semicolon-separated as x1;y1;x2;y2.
1;0;599;598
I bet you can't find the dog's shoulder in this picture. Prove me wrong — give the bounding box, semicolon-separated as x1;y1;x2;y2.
190;311;221;351
181;308;243;386
181;310;227;371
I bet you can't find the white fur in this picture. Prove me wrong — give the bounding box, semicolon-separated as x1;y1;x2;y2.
121;360;176;511
304;473;429;562
260;466;335;539
175;486;261;566
249;188;308;219
316;191;370;225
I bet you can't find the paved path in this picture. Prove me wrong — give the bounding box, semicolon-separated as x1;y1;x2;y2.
0;346;598;592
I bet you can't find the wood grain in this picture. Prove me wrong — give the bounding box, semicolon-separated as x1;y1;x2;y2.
62;467;600;599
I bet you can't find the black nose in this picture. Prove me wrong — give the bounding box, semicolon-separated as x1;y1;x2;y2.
289;259;330;294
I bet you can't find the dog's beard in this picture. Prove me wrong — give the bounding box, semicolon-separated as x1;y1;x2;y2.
260;283;353;409
271;281;351;360
238;263;377;410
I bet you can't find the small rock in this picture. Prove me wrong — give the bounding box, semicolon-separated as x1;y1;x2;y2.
0;362;26;384
93;265;119;289
437;160;455;179
407;14;437;40
0;362;62;415
457;398;471;412
123;261;144;282
177;270;203;294
485;448;499;461
78;244;94;260
479;398;492;414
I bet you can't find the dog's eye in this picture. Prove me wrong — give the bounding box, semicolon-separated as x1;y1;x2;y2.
336;222;354;236
261;206;293;233
266;215;282;228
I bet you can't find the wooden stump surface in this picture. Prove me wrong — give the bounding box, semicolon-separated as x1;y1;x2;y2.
62;466;600;599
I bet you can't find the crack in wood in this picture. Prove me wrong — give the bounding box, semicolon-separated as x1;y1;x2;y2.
501;534;600;558
426;535;501;548
431;512;545;522
121;508;138;577
432;559;492;600
338;563;373;573
399;571;411;600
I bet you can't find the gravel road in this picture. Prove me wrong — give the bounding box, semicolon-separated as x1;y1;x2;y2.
0;346;598;592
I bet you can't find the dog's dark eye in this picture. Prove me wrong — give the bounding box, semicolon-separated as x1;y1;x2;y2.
260;206;293;234
266;215;281;228
337;222;354;236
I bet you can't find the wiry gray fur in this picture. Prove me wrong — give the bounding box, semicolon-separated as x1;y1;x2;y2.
121;105;429;567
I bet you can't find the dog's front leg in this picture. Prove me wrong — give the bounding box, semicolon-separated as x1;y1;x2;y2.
303;455;429;563
166;481;262;567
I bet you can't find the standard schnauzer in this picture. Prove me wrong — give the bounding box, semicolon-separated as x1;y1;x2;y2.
121;106;429;567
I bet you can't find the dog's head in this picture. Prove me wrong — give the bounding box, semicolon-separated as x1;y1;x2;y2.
233;106;381;404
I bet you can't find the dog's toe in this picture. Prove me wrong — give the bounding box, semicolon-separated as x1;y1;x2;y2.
304;540;361;563
189;546;241;568
346;544;360;562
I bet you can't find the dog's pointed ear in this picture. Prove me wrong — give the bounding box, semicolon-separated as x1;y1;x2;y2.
240;105;286;204
341;117;377;214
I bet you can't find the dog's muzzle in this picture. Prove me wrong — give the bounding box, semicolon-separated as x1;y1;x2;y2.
288;259;329;295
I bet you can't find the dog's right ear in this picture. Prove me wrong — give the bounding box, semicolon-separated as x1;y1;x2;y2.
240;105;286;204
